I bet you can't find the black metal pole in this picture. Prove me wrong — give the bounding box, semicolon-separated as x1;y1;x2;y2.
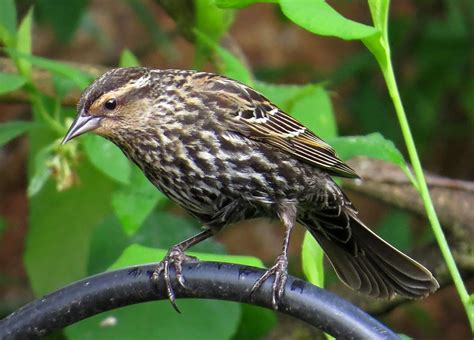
0;262;399;339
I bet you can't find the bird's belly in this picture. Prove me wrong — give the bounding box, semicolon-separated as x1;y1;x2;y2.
142;154;317;210
129;137;325;225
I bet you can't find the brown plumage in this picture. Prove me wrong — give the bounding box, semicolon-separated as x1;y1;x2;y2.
63;67;439;309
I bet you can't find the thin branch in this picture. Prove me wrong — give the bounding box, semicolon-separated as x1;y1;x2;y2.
344;157;474;235
0;262;399;339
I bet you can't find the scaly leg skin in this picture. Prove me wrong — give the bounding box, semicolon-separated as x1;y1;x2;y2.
251;204;296;310
151;228;214;312
250;253;289;309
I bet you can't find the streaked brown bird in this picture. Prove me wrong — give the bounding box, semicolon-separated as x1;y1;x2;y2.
63;67;439;309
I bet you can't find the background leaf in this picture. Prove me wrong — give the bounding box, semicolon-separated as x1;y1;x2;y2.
15;8;33;78
0;73;26;94
109;243;264;271
65;298;241;340
87;211;227;275
194;30;253;85
0;0;16;35
195;0;234;41
0;215;6;236
193;0;234;67
119;49;141;68
5;49;93;89
329;133;406;168
27;144;53;197
215;0;276;9
233;304;277;339
0;120;34;146
377;210;413;252
25;140;116;296
111;167;166;236
82;134;131;185
35;0;88;43
255;82;337;139
301;231;325;287
280;0;378;40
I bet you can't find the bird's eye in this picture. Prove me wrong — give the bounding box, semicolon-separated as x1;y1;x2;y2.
104;98;117;110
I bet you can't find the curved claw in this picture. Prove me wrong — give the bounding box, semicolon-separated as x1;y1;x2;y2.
151;246;198;313
250;254;288;310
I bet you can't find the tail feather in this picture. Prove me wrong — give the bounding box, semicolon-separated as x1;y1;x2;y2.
303;211;439;299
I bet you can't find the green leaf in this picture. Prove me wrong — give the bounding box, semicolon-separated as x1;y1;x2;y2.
291;86;337;139
87;211;222;275
16;8;34;78
399;334;414;340
377;210;412;252
0;0;16;35
255;82;337;139
0;120;34;146
127;0;173;51
52;74;77;100
233;304;276;339
331;133;418;187
82;134;131;185
215;0;277;9
0;72;27;94
87;216;130;275
111;167;166;235
27;144;53;197
25;124;116;296
329;133;406;168
195;0;234;41
35;0;87;43
362;31;386;70
5;49;93;89
301;231;325;287
368;0;389;34
0;215;6;236
363;0;389;70
279;0;378;40
119;49;141;67
109;243;264;271
194;0;234;67
66;295;240;339
194;29;253;86
131;211;223;254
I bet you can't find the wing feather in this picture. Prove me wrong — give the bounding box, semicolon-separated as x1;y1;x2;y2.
200;76;359;178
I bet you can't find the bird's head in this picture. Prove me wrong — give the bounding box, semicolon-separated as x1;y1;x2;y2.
62;67;154;144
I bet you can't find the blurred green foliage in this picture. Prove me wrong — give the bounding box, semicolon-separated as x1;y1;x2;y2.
0;0;472;338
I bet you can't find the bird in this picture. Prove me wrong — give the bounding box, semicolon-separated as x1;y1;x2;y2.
62;67;439;310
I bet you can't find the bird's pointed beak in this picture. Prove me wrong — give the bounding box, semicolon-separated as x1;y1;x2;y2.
62;110;103;145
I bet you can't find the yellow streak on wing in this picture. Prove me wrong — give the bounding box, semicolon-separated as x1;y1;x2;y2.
294;134;335;154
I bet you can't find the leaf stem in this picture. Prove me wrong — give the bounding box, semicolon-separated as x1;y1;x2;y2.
381;50;474;330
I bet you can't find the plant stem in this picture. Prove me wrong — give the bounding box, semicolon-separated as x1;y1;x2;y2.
381;55;474;330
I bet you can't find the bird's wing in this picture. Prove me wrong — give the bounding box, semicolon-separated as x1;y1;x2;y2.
202;77;359;178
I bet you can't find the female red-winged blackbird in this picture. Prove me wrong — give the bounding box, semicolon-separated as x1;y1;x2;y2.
63;67;438;309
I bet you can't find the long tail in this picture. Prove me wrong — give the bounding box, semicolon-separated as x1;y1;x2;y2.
300;207;439;299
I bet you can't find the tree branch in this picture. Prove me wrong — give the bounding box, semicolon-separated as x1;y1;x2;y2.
344;157;474;235
0;262;399;339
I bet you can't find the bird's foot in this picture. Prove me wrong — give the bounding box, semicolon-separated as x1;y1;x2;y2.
151;246;198;312
250;254;288;310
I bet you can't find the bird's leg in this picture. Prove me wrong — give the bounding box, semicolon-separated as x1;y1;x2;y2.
251;204;296;310
152;228;214;312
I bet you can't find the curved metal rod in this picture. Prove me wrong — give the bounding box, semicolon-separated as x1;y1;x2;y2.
0;262;399;339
